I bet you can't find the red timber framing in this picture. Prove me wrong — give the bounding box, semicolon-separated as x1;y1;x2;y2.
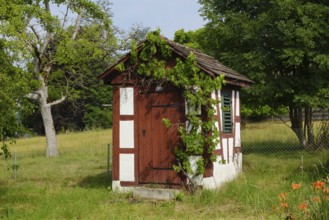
112;85;139;186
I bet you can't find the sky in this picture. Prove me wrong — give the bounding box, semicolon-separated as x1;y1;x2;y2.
110;0;206;39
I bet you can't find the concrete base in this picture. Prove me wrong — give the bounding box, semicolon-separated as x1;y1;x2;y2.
132;187;180;200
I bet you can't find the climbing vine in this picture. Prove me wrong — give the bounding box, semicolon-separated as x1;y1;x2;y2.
119;30;224;185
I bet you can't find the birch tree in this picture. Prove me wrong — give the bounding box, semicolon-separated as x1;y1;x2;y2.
0;0;117;157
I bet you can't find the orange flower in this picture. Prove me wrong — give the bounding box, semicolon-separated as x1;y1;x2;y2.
298;203;307;211
279;192;286;201
292;183;302;190
313;181;325;189
323;187;329;193
281;202;288;208
312;196;320;203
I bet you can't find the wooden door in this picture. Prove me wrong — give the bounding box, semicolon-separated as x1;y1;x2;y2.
139;89;184;184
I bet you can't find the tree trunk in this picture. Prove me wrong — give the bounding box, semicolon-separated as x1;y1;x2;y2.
38;76;59;157
40;104;58;157
289;105;306;148
305;106;315;146
30;55;65;157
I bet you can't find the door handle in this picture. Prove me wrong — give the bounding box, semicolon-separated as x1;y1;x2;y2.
142;129;146;137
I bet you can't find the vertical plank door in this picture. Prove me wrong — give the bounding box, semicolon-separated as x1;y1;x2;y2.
138;88;184;184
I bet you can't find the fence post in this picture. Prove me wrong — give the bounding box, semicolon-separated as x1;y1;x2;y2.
14;151;16;180
107;144;110;178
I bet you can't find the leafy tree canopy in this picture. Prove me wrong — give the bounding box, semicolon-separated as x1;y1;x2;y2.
198;0;329;109
195;0;329;146
0;0;118;156
0;40;33;159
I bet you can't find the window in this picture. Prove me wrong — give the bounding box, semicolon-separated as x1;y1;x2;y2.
222;91;232;133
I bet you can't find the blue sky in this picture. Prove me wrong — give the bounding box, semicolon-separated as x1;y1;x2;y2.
110;0;206;39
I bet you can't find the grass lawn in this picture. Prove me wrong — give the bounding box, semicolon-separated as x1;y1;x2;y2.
1;125;328;219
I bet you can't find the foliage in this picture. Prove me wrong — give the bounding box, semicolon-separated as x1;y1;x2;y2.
0;0;118;156
0;40;33;159
196;0;329;146
20;24;150;134
123;30;224;181
174;29;206;51
274;179;329;219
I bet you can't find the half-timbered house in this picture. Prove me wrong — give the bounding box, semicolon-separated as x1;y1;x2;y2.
99;36;253;190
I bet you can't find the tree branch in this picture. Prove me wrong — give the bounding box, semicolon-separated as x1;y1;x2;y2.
47;95;66;107
29;25;40;42
72;12;83;40
273;113;292;129
178;161;197;193
62;3;71;29
39;0;53;57
40;33;53;57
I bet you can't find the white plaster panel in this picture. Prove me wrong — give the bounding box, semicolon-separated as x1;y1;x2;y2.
222;138;228;162
235;122;241;147
185;99;201;115
232;90;235;125
120;87;134;115
218;91;222;132
188;156;201;174
228;138;234;164
215;121;221;149
216;155;222;163
211;90;218;115
119;154;135;181
236;91;240;117
119;120;134;148
187;156;203;185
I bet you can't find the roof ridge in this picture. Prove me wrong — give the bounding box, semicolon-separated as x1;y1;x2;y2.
99;35;253;87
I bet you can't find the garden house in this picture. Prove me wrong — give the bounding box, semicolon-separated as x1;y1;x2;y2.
99;36;253;191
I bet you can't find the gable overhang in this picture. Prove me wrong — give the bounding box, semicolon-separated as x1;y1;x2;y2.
98;38;254;88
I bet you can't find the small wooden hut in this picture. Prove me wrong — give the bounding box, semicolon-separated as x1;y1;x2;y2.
99;36;253;190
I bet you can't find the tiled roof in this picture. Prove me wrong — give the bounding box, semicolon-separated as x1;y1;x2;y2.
99;36;253;87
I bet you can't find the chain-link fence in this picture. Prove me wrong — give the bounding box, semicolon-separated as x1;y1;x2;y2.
241;117;329;155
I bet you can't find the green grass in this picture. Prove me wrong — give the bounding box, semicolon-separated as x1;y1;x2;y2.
0;126;328;219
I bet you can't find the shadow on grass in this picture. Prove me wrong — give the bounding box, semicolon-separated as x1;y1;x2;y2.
78;171;112;188
0;183;7;197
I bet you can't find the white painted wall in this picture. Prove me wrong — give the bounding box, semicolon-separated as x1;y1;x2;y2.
120;87;134;115
235;122;241;147
119;120;134;148
202;153;243;189
218;90;222;132
231;90;235;125
215;121;221;149
211;90;218;115
222;138;228;162
185;99;201;115
201;90;243;189
119;154;135;181
236;91;240;117
188;156;203;185
228;138;234;164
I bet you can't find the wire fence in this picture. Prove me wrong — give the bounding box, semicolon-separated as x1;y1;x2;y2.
241;119;329;155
